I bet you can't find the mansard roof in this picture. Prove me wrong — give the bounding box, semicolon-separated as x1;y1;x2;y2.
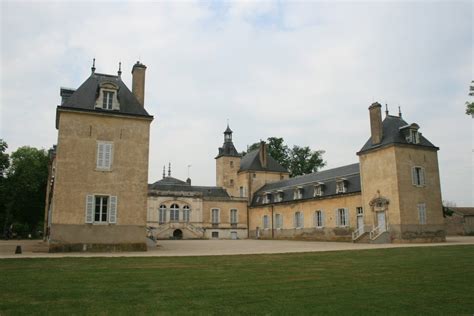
251;163;360;206
358;115;437;154
58;72;152;118
149;177;230;198
239;149;288;173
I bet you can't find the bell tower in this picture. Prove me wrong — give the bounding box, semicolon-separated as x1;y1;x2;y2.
215;124;241;197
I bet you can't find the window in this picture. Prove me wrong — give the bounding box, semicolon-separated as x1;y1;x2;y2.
229;179;234;186
211;208;220;224
96;141;113;170
183;205;190;222
412;166;425;187
263;215;269;229
314;185;323;197
102;91;114;110
336;181;346;194
294;188;303;200
230;161;234;168
294;211;304;228
253;173;256;179
275;214;282;229
315;210;324;228
356;207;363;215
212;231;219;238
159;205;167;224
85;195;117;224
230;209;238;224
263;193;271;204
418;203;426;224
239;186;245;197
336;208;349;227
170;204;179;221
274;192;283;202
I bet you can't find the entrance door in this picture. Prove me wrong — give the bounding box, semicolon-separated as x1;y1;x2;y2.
231;232;237;240
377;212;386;232
173;229;183;240
357;216;364;231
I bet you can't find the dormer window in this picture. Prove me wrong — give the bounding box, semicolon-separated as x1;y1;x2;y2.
400;123;421;144
314;183;324;197
262;193;271;204
274;191;283;202
336;179;347;194
96;82;120;111
409;129;420;144
294;187;303;200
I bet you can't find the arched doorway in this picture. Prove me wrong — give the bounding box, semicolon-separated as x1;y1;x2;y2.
173;229;183;240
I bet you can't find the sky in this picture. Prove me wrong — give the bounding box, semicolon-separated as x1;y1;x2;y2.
1;0;472;206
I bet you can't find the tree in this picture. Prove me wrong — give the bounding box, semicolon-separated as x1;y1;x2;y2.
0;140;10;237
244;137;326;177
466;81;473;117
0;139;9;178
3;146;49;237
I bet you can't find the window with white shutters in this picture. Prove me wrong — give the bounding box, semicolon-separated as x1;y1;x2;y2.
211;209;220;224
275;214;282;229
85;194;117;224
315;210;324;228
96;141;113;170
412;166;425;187
294;211;304;228
336;208;349;227
230;209;238;224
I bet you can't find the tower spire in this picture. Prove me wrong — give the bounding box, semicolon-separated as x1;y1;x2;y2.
162;165;165;179
398;106;402;118
91;58;96;74
168;162;171;177
118;61;122;77
385;104;389;116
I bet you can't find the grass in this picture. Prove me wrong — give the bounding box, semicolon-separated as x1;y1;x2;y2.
0;245;473;315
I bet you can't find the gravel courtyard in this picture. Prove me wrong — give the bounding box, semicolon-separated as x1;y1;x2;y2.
1;236;474;258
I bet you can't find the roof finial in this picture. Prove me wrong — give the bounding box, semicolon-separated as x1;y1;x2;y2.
168;162;171;177
162;165;165;179
118;61;122;77
398;106;402;118
385;103;389;116
91;58;96;74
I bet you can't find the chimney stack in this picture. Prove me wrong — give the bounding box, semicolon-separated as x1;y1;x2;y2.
369;102;383;145
259;141;268;169
132;61;147;107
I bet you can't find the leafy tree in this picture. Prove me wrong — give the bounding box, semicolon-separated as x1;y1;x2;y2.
0;139;9;178
244;137;326;177
3;146;49;237
0;140;10;237
466;81;473;116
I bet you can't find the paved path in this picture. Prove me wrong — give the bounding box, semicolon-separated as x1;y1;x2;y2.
1;237;473;259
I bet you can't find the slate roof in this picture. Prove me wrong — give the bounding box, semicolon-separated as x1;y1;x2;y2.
251;163;361;206
239;149;288;173
358;115;438;154
149;177;230;198
58;72;152;118
450;207;474;216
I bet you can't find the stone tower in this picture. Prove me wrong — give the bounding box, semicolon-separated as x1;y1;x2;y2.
215;124;242;197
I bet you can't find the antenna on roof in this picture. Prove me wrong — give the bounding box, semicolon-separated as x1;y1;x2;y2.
385;103;389;116
398;106;402;118
168;162;171;177
91;58;96;74
162;165;165;179
118;62;122;77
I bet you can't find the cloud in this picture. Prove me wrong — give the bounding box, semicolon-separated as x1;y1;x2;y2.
1;1;472;205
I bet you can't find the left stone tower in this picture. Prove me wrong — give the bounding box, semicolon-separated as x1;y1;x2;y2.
44;60;154;252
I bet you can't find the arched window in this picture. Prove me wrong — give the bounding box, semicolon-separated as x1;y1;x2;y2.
170;204;179;222
183;205;191;222
159;205;167;224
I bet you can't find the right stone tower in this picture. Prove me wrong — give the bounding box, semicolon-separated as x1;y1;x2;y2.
215;124;242;197
357;102;445;242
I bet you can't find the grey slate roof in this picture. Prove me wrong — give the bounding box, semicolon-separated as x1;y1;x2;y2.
149;177;230;198
239;149;288;173
251;163;361;206
358;115;437;154
450;207;474;216
59;72;152;118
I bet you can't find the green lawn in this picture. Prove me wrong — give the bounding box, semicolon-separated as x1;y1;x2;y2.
1;246;473;315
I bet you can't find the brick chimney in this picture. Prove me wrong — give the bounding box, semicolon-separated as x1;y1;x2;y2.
259;141;268;169
369;102;383;145
132;61;147;107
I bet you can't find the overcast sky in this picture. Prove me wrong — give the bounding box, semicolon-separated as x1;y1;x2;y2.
1;1;472;205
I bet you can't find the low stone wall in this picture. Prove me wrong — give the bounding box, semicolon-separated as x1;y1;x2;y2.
390;224;446;243
49;242;147;252
250;227;353;242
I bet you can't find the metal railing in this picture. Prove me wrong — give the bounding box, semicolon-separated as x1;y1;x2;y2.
352;226;365;240
369;224;387;240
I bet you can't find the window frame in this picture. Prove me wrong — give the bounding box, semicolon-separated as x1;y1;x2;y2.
294;211;304;229
211;208;220;224
336;208;349;227
85;194;117;224
159;204;167;224
412;166;426;187
96;141;113;171
315;210;324;228
275;213;282;229
230;209;238;224
263;215;269;229
183;205;191;223
170;203;180;222
417;203;426;225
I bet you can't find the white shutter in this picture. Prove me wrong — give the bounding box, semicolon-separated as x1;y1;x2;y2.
411;167;417;185
85;195;94;223
97;143;105;168
335;209;340;227
293;213;297;228
104;143;112;169
300;212;304;228
313;212;317;227
420;168;425;186
109;196;117;223
321;211;325;227
345;208;349;227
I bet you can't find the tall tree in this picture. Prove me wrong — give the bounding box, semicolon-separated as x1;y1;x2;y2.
466;81;473;117
0;140;10;237
244;137;326;177
4;146;49;236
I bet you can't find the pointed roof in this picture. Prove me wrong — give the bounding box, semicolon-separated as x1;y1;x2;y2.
58;72;152;118
357;115;438;154
216;124;241;159
239;148;288;173
224;124;233;134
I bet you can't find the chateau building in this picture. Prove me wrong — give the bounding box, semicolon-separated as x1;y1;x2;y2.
45;61;446;251
44;61;153;251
